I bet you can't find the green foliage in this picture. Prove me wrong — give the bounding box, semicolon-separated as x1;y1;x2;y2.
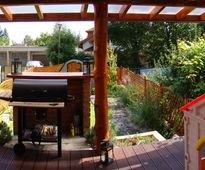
108;108;119;139
133;91;162;130
90;101;95;128
109;22;201;68
118;85;141;111
0;121;12;145
47;23;79;64
72;51;93;61
107;42;117;83
157;39;205;98
113;135;157;146
84;127;95;147
34;33;51;46
107;42;121;96
118;84;183;138
23;35;35;46
89;99;118;142
0;28;9;45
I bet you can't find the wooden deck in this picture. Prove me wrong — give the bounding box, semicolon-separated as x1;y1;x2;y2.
0;137;184;170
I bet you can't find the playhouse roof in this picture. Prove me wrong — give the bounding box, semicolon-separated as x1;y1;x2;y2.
180;93;205;111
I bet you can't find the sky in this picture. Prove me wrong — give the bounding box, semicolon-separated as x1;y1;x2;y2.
0;21;94;44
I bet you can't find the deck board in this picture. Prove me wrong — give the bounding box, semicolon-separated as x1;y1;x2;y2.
70;150;83;170
152;141;183;170
58;150;70;170
143;143;171;170
33;150;49;170
133;144;157;170
21;150;38;170
0;147;14;169
122;146;144;170
0;137;184;170
81;150;95;170
114;147;131;170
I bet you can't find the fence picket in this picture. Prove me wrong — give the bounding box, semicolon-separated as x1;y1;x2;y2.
116;67;192;135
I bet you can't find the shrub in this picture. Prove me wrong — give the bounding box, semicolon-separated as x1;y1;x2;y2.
108;109;119;139
119;84;142;111
0;121;12;145
132;89;162;130
85;127;95;148
157;39;205;98
118;83;182;138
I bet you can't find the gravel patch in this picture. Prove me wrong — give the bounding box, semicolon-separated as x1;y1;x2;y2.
108;97;148;135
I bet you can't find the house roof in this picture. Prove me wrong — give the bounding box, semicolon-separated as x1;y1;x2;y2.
180;93;205;111
1;1;205;22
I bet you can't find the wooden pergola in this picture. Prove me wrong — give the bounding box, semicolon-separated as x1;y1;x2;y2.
1;0;205;152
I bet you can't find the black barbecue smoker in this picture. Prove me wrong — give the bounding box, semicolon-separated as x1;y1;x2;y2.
10;78;68;157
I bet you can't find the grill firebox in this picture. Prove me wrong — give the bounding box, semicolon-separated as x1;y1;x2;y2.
12;79;67;102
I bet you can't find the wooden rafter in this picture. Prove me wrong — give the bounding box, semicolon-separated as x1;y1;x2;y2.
80;4;88;18
34;4;44;20
149;6;164;19
119;5;131;19
0;6;12;21
0;13;203;22
176;7;194;20
0;0;205;8
0;12;203;22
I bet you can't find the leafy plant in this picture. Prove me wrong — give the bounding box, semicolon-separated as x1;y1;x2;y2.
47;23;79;64
118;84;141;111
84;127;95;148
0;121;12;145
157;39;205;98
113;135;157;147
108;109;119;140
132;88;162;130
107;42;121;97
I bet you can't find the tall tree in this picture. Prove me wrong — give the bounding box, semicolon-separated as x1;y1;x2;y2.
23;35;34;46
0;28;9;45
109;22;149;68
34;32;51;46
47;24;79;64
108;22;201;68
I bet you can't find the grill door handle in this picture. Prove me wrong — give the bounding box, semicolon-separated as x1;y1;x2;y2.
31;89;48;93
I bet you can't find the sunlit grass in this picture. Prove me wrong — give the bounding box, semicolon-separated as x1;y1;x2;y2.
90;101;95;128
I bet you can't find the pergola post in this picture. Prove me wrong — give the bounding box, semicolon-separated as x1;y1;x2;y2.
94;2;109;153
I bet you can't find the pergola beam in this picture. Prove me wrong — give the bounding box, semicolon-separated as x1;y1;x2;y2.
34;4;44;20
176;7;194;20
119;5;131;19
81;4;88;19
149;6;164;19
0;13;203;22
0;6;13;21
0;0;205;7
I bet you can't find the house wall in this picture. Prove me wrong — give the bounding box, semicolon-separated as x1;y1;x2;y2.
0;52;7;66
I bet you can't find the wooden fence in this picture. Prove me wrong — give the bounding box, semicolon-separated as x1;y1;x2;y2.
116;67;192;135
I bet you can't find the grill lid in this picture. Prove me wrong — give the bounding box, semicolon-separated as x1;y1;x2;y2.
12;79;67;102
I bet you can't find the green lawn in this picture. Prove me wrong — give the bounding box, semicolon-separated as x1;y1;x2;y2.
90;102;95;128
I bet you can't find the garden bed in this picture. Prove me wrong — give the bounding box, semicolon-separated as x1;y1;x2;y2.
113;131;165;147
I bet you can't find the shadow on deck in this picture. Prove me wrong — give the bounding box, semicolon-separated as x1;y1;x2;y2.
0;137;184;170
